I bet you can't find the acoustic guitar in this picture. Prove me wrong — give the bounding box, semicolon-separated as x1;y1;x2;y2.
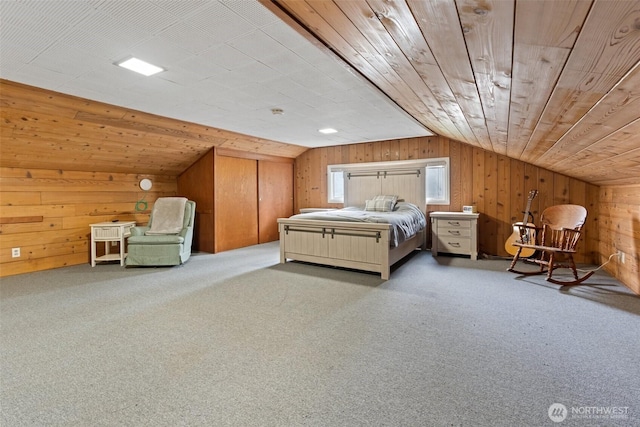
505;189;538;257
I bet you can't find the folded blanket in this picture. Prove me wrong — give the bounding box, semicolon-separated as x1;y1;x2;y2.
146;197;187;235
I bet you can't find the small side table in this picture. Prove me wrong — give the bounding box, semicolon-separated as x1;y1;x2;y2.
90;221;136;266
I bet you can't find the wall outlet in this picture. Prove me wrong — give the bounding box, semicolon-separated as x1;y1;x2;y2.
111;241;118;247
11;247;20;258
617;251;625;264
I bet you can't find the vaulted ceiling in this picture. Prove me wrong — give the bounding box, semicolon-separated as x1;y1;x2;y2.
1;0;639;185
268;0;640;186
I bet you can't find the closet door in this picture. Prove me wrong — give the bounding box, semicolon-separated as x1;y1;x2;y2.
258;160;293;243
177;149;214;253
215;155;258;252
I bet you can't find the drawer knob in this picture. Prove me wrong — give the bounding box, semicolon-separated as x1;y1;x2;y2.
448;242;461;247
447;221;460;226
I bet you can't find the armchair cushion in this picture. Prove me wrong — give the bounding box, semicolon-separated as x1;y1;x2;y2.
128;235;184;245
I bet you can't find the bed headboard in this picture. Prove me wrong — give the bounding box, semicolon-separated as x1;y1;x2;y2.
343;163;426;210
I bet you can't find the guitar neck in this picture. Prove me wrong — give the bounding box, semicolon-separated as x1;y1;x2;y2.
522;201;532;223
521;191;537;224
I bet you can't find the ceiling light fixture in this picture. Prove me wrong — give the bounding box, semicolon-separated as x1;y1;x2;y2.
116;57;164;76
319;128;338;134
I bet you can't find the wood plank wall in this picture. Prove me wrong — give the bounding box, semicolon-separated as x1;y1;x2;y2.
1;80;635;291
294;136;601;265
0;79;302;277
0;79;306;175
599;185;640;294
0;168;176;277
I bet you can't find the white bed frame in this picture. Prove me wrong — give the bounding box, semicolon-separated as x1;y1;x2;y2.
278;162;427;279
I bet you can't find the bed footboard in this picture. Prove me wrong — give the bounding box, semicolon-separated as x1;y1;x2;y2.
277;219;423;279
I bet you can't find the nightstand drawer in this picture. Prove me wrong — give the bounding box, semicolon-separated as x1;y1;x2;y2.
440;219;471;229
439;228;471;238
93;224;134;239
93;226;121;239
438;236;471;254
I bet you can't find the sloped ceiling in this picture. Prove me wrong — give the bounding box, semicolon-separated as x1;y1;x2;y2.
268;0;640;186
1;0;639;185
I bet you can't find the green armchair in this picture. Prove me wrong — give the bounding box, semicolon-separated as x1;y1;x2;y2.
126;198;196;267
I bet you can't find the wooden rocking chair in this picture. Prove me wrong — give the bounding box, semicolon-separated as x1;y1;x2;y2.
507;204;594;285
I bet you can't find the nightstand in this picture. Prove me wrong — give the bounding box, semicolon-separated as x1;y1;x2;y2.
430;212;479;260
90;221;136;266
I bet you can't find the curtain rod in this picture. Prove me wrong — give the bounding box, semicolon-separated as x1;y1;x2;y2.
347;169;421;179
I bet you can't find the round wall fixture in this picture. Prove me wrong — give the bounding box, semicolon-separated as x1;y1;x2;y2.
139;178;153;191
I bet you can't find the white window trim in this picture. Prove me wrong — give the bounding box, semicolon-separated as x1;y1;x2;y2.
327;158;450;205
327;165;345;203
425;158;450;205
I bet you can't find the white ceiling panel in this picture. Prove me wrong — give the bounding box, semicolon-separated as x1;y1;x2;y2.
198;43;255;71
127;38;193;68
156;21;222;55
4;63;73;90
97;0;179;34
73;10;151;50
30;43;102;77
222;0;281;28
261;20;311;52
150;0;211;18
0;0;431;148
64;66;144;96
1;2;70;39
0;22;56;55
24;0;101;26
0;43;39;74
157;66;208;87
222;61;282;85
184;2;255;42
227;29;291;63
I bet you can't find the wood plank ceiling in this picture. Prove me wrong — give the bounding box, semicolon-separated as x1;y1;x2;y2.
267;0;640;186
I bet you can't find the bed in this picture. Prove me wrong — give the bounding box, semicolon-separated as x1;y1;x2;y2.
277;165;428;279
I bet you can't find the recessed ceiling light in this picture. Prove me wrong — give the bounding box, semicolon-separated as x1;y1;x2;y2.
319;128;338;134
116;57;164;76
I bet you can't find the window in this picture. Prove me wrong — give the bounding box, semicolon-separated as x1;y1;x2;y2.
327;167;345;203
327;158;450;205
425;158;450;205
